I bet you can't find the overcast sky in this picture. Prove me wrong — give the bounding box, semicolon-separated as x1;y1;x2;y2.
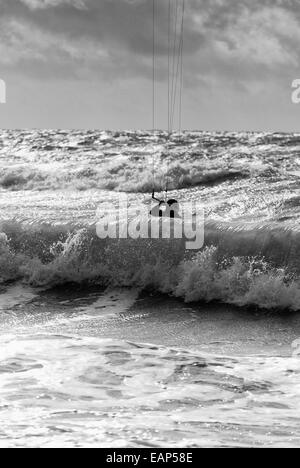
0;0;300;131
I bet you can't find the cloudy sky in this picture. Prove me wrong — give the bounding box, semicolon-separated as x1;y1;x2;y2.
0;0;300;131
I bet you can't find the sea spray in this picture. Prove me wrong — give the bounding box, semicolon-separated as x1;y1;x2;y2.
1;226;300;311
0;130;281;193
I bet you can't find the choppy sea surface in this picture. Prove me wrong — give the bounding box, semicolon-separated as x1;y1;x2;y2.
0;130;300;448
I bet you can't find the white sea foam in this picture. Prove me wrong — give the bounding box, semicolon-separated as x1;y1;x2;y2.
0;129;288;192
1;224;300;311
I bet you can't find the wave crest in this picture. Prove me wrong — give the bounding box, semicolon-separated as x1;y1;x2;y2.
1;225;300;311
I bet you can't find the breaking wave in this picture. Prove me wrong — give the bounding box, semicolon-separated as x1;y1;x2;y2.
0;129;285;193
1;221;300;311
0;161;257;193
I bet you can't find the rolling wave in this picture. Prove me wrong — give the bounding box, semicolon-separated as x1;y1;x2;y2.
0;129;290;193
0;164;253;192
1;220;300;311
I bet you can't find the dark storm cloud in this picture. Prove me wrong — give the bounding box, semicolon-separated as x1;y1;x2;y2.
0;0;201;56
0;0;300;84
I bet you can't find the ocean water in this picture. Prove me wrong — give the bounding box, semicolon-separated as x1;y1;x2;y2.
0;129;300;448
